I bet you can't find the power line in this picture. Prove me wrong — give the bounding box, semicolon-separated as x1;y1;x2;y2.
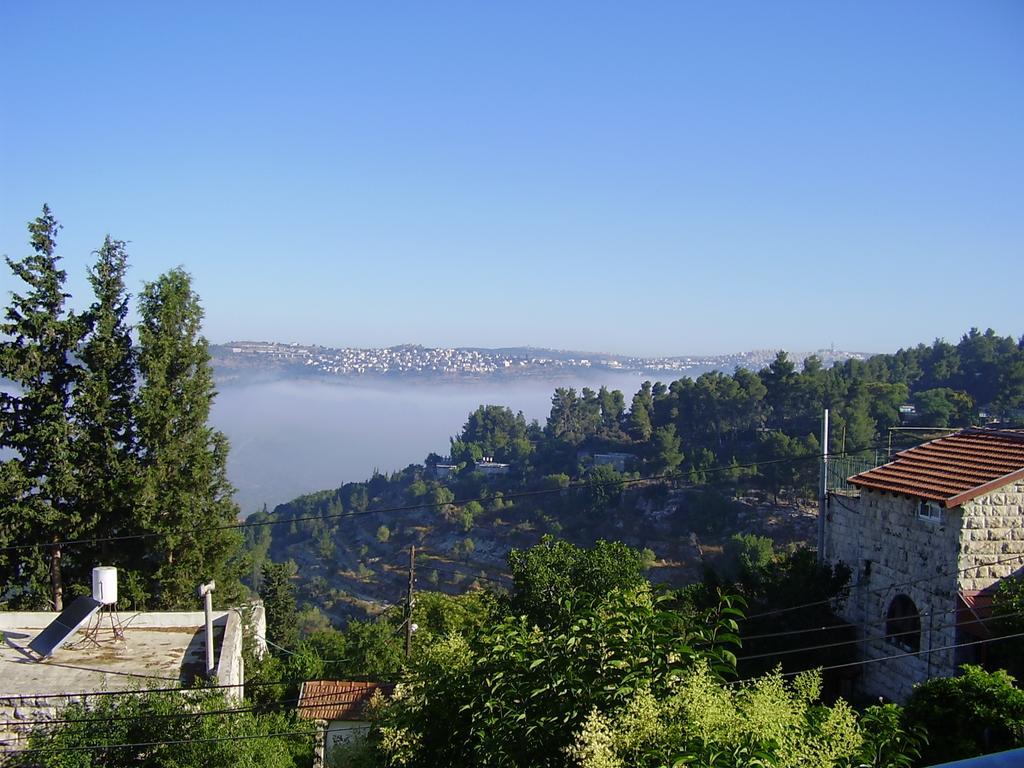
0;446;874;555
736;609;1024;664
729;629;1024;687
4;727;317;758
1;685;386;730
743;549;1024;621
12;631;1024;757
0;672;286;703
739;603;961;643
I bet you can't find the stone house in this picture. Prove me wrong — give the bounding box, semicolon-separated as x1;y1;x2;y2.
823;428;1024;702
297;680;392;768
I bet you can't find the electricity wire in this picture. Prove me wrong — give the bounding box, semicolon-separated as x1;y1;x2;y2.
729;629;1024;687
0;446;877;555
736;609;1024;664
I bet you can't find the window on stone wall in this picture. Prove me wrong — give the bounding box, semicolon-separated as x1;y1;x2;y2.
918;500;942;524
886;594;921;653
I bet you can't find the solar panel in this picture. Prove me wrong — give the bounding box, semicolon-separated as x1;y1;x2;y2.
28;596;103;658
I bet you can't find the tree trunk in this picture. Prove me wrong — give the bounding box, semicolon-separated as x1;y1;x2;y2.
50;542;63;612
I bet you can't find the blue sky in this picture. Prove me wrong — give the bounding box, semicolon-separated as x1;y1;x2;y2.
1;2;1021;357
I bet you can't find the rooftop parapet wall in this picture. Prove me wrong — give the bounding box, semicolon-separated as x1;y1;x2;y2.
0;609;245;753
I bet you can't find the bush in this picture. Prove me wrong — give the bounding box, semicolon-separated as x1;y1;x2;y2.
905;665;1024;764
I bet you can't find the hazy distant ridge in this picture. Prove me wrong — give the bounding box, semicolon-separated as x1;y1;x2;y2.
211;340;873;383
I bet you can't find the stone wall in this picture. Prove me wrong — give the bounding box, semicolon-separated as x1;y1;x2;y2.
0;695;65;751
958;480;1024;591
824;489;962;702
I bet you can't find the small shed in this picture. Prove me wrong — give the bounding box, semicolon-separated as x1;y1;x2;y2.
297;680;392;767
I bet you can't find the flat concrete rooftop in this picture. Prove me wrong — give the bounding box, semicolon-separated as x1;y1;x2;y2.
0;611;227;696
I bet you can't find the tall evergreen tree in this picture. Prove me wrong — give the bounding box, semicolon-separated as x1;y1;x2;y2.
72;237;138;581
0;206;84;609
134;268;244;607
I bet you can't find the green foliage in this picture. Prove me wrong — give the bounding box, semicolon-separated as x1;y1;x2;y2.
547;388;601;445
371;583;744;768
16;689;314;768
649;424;683;475
856;703;927;768
454;405;532;464
628;388;654;441
507;537;648;627
724;547;851;680
411;590;497;646
134;267;246;607
340;619;406;679
990;573;1024;678
757;431;819;503
0;206;83;608
904;665;1024;765
580;464;624;516
260;560;300;651
720;533;775;590
72;235;139;590
913;387;975;427
567;664;862;768
457;500;484;531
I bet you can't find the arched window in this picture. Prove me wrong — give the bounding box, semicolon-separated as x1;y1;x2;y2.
886;594;921;652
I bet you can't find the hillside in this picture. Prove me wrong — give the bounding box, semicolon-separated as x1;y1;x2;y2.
210;340;872;384
246;328;1024;626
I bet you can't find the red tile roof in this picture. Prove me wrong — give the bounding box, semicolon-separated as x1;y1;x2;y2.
297;680;392;721
848;429;1024;508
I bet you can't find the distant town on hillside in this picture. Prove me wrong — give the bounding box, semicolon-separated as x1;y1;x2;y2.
210;340;873;384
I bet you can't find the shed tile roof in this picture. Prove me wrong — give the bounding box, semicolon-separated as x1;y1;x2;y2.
297;680;392;721
848;429;1024;508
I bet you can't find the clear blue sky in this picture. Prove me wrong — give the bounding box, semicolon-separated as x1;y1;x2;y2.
1;2;1021;357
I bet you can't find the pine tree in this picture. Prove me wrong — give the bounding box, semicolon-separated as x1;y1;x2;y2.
72;237;139;583
259;560;299;652
134;268;244;608
0;206;84;609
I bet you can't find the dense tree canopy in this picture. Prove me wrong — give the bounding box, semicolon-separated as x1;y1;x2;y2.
0;209;246;609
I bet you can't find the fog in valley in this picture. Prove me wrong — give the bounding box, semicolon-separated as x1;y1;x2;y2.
210;373;650;515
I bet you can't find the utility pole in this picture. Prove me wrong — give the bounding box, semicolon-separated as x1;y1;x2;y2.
817;408;829;563
405;544;415;659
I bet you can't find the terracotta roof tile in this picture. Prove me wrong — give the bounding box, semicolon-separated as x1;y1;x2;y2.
848;429;1024;507
297;680;393;721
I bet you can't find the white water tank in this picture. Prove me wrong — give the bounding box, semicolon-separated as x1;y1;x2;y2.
92;566;118;605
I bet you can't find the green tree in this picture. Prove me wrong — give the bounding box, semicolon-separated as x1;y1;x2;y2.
648;423;683;475
905;665;1024;765
72;236;139;581
0;206;83;609
628;386;653;441
134;268;245;607
547;387;588;444
913;387;975;427
456;405;532;463
990;573;1024;679
260;560;300;652
598;385;625;433
720;532;775;590
507;537;648;627
370;583;743;768
580;464;624;516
